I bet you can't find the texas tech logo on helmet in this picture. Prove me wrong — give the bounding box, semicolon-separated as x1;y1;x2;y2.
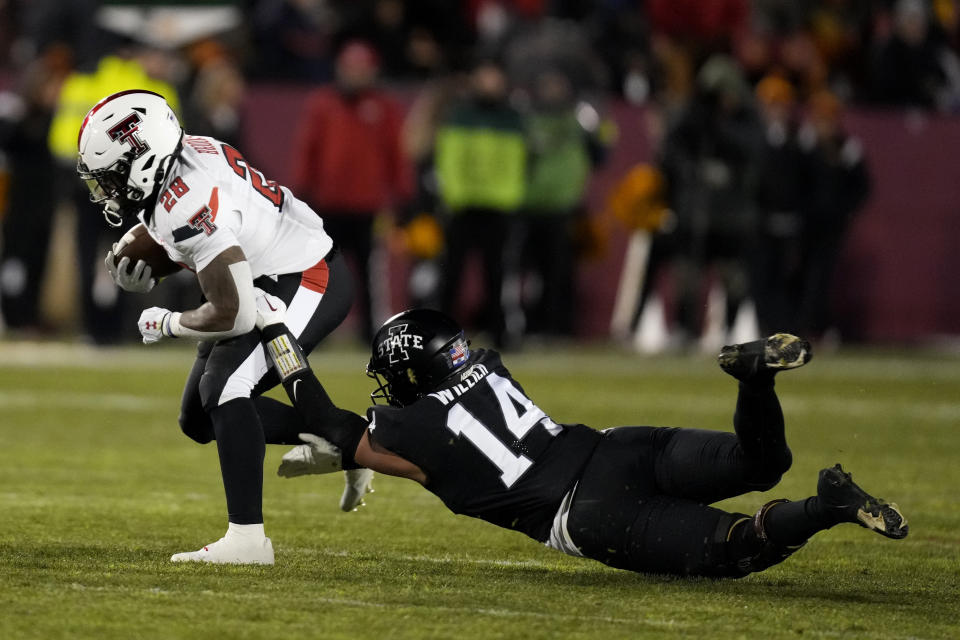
378;324;425;364
107;112;151;158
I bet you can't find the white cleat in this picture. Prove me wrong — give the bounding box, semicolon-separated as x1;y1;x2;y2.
340;468;375;512
277;433;343;477
170;536;275;565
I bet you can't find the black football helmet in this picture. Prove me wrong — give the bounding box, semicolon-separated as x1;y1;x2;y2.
367;309;471;407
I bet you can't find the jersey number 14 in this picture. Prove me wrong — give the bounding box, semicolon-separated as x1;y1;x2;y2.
445;373;561;488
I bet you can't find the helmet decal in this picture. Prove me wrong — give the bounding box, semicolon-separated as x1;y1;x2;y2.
378;323;424;364
106;112;151;158
77;89;166;149
448;338;469;367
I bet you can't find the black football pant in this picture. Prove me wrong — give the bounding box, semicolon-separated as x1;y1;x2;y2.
178;250;353;524
567;378;794;577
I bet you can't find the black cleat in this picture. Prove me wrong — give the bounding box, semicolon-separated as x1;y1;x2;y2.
817;464;909;540
718;333;812;381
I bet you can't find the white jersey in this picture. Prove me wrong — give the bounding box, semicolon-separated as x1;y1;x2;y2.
138;134;333;275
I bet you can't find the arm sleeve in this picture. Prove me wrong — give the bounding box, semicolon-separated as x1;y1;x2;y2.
168;259;256;340
287;373;367;464
261;324;367;463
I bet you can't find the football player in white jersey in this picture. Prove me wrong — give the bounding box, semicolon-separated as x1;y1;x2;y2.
77;89;372;565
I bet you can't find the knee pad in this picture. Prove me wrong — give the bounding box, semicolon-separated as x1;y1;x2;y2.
188;367;245;443
198;366;226;413
198;365;256;413
180;381;215;444
179;408;214;444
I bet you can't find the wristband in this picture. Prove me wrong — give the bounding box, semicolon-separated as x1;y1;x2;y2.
163;311;181;338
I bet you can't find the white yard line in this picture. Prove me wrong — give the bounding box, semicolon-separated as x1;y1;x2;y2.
2;340;958;381
0;342;193;370
0;390;169;411
509;352;960;382
0;341;366;372
565;392;960;423
0;383;957;422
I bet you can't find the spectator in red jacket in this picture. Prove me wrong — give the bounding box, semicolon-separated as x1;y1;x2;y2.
291;40;413;340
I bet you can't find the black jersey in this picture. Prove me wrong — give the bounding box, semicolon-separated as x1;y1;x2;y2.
366;349;602;542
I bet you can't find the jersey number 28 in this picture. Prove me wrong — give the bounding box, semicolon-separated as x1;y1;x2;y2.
445;373;561;488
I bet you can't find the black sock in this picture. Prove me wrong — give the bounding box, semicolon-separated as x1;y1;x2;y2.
253;394;361;469
254;396;308;445
211;398;265;524
259;323;367;469
763;497;835;546
733;379;792;483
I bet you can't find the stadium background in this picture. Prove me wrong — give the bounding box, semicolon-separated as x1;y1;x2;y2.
0;0;958;345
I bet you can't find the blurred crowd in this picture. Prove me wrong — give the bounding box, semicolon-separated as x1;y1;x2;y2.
0;0;945;346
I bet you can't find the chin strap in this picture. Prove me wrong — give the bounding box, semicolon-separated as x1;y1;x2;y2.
99;139;182;229
102;205;124;228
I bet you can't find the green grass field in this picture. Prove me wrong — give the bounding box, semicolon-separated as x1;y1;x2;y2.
1;341;958;639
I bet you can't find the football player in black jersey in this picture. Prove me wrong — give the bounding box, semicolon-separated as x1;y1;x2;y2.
253;290;908;578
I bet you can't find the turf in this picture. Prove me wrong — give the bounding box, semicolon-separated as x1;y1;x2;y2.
0;341;958;639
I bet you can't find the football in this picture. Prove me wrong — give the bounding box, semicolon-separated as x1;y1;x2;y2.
114;224;183;278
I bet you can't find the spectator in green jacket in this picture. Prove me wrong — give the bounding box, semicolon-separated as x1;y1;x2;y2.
434;57;527;347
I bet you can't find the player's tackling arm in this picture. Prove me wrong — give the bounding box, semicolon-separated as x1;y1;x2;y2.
255;312;428;484
138;246;256;343
280;363;427;484
357;430;427;484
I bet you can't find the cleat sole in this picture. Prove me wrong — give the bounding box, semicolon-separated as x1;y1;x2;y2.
763;334;812;370
718;333;812;380
819;464;909;541
857;501;909;540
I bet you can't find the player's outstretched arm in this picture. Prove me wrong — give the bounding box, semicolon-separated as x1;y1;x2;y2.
138;246;256;344
357;431;427;484
255;289;427;484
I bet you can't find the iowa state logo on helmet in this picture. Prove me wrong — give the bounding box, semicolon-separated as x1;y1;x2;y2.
107;112;151;158
378;324;425;364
